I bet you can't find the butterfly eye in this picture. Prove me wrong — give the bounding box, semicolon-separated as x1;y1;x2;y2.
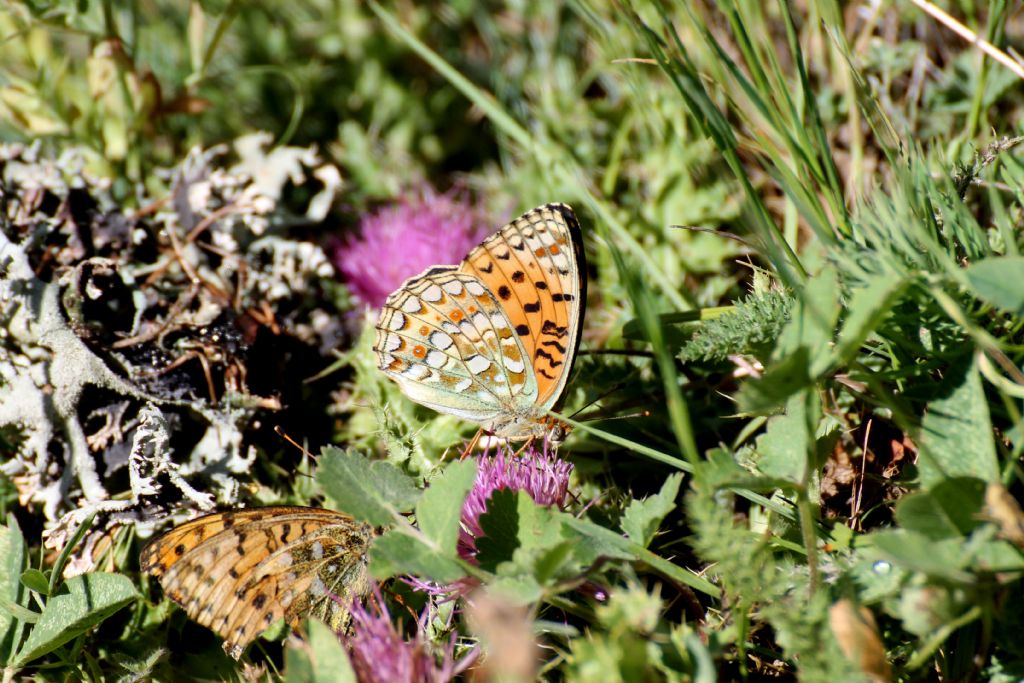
548;423;569;444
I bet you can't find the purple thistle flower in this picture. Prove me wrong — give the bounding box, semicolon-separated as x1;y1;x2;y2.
345;586;470;683
458;444;574;560
406;443;573;599
333;187;490;308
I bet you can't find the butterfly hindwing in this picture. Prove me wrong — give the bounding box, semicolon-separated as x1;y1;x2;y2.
140;506;373;659
375;269;537;420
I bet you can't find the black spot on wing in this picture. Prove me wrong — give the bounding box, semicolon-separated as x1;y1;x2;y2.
541;339;566;353
535;348;563;367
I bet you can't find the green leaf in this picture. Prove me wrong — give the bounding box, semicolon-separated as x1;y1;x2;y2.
754;390;811;484
317;447;421;526
0;516;28;667
486;574;543;604
13;572;140;666
19;569;49;597
562;516;638;568
773;264;840;376
894;477;987;540
368;529;464;583
474;489;524;573
834;276;907;363
868;531;972;582
563;517;719;598
415;459;476;558
285;618;356;683
475;490;566;576
918;355;999;488
621;474;683;547
966;256;1024;315
735;346;812;413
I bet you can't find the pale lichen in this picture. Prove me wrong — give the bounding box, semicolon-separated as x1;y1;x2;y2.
1;136;347;558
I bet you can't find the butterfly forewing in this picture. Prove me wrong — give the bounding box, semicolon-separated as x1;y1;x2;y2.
460;203;585;408
140;506;373;659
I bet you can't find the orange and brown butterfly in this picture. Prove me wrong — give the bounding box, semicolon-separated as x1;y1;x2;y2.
373;203;586;443
139;506;373;660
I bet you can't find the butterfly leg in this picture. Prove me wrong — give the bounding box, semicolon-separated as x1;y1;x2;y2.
460;427;485;460
511;436;536;458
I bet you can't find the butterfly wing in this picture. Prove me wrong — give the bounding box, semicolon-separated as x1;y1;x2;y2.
140;506;373;659
375;268;538;423
459;203;586;410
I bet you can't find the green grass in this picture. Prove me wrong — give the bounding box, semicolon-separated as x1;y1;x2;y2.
2;0;1024;681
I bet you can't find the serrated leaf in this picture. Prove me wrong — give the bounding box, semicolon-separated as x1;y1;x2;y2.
285;618;356;683
13;572;139;666
0;516;28;667
621;474;683;547
918;355;998;488
895;477;986;540
966;256;1024;315
755;391;810;484
19;569;49;597
368;529;464;583
474;489;523;573
476;490;565;576
317;447;421;526
415;459;476;557
486;575;543;604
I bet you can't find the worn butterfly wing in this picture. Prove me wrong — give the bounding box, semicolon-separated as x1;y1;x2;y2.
140;506;373;660
373;203;585;440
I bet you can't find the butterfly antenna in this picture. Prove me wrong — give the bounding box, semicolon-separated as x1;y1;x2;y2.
568;367;643;420
274;425;317;462
582;408;652;423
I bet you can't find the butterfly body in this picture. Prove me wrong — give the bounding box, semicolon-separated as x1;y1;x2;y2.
140;506;373;659
374;203;586;441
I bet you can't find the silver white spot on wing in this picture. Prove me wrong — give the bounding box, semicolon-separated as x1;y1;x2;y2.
430;331;453;350
442;280;464;295
387;312;405;331
503;355;526;373
425;350;447;368
466;281;486;296
403;364;430;381
467;355;492;374
402;296;423;314
422;284;443;302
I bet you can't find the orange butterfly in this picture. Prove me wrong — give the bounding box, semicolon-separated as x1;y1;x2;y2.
374;203;586;442
140;506;373;659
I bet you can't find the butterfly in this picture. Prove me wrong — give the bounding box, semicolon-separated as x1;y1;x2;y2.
374;203;586;443
139;506;373;660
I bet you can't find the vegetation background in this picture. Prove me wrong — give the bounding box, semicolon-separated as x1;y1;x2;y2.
2;0;1024;681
